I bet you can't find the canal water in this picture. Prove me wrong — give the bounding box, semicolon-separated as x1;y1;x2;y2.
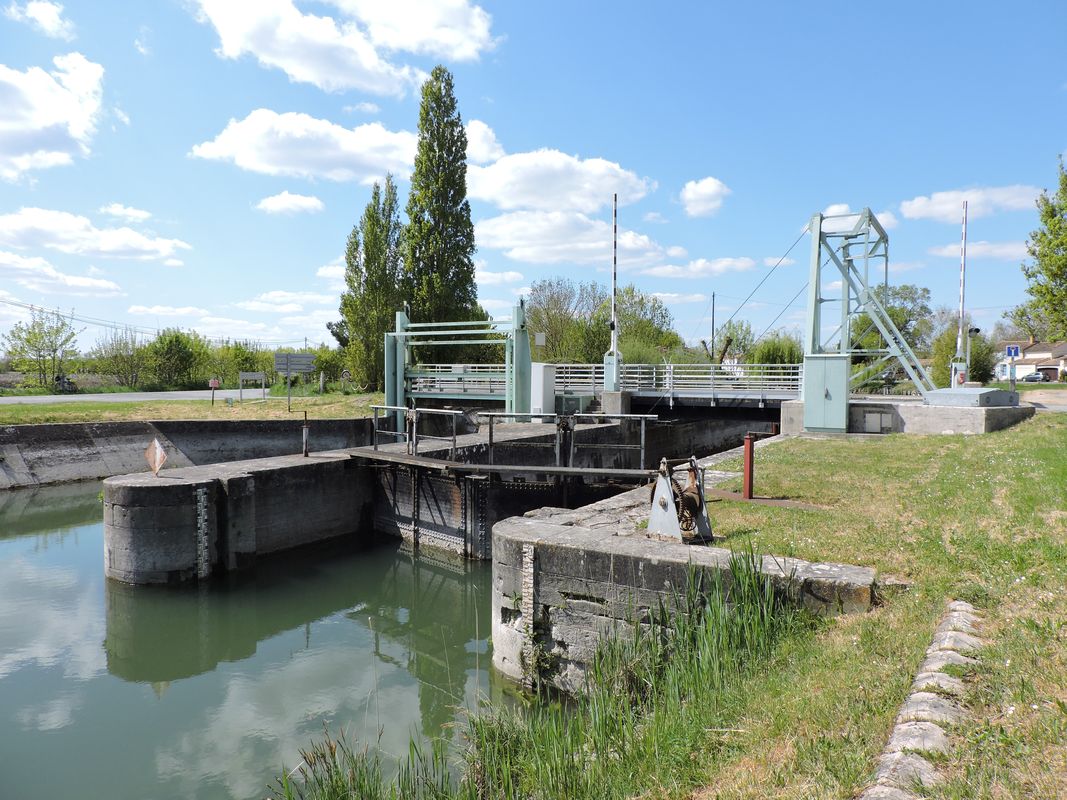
0;480;494;800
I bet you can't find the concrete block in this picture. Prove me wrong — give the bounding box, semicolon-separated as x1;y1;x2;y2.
912;671;965;697
875;751;941;789
857;785;921;800
886;721;950;754
897;692;965;725
928;630;984;654
920;650;977;673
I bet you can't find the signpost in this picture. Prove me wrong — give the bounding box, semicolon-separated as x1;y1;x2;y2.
1006;344;1020;392
274;352;316;411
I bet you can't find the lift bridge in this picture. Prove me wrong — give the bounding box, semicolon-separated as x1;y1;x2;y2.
384;207;951;432
384;304;802;416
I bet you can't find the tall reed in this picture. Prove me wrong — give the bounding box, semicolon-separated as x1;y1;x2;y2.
271;547;804;800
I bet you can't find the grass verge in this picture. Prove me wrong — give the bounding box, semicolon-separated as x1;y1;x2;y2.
0;393;384;424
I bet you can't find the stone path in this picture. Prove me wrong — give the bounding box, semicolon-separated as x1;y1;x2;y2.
857;600;984;799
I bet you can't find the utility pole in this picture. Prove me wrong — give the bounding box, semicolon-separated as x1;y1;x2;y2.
603;192;621;392
710;292;716;363
950;201;969;386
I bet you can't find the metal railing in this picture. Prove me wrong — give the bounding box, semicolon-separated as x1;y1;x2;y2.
371;404;465;460
406;363;507;395
476;411;657;469
619;363;802;393
402;362;803;397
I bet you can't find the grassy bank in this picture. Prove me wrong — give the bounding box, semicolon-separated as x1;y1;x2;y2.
0;393;384;424
271;552;806;799
273;413;1066;799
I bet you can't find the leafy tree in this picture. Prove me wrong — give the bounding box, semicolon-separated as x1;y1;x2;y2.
90;327;147;389
852;284;934;355
526;278;608;362
326;319;350;349
931;319;996;386
1020;160;1067;339
1004;299;1052;343
402;65;479;348
713;319;755;361
747;332;803;364
3;308;80;389
146;328;208;388
614;286;683;354
340;174;403;389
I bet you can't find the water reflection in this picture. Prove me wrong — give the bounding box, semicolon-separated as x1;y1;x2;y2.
0;479;495;800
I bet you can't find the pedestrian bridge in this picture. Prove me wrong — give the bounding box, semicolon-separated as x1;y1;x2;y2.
406;362;802;409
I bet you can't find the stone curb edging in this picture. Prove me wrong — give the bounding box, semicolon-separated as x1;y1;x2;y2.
858;600;984;799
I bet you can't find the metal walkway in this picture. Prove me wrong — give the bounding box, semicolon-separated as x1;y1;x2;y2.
406;362;802;407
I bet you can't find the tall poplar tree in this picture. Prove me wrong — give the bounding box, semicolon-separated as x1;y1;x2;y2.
1020;159;1067;339
403;65;478;334
340;174;402;390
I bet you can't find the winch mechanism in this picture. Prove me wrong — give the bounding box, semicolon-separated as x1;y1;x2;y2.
647;456;713;543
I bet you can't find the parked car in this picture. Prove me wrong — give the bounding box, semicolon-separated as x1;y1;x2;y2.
1023;371;1050;382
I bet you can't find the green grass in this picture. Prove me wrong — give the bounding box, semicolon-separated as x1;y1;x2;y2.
271;551;805;799
0;393;384;424
271;414;1067;799
989;380;1067;392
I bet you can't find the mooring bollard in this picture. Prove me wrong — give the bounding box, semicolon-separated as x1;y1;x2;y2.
302;411;309;457
742;433;755;499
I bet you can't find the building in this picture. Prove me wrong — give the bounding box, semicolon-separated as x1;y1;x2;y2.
994;340;1067;381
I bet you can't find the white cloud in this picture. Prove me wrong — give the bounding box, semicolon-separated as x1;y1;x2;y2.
469;149;652;213
876;209;899;230
343;101;379;114
652;292;707;304
680;176;731;217
479;297;513;312
134;27;150;56
255;190;325;214
666;245;687;258
195;315;281;340
327;0;496;61
0;207;191;260
191;109;416;184
0;52;104;181
316;258;345;291
900;185;1039;223
163;258;183;267
475;268;523;285
193;0;426;95
816;204;898;234
0;249;123;295
236;290;335;312
128;304;210;316
278;308;338;341
639;256;756;279
928;240;1027;261
99;202;151;222
466;119;503;164
888;260;924;273
643;211;667;224
763;256;796;267
4;1;75;40
476;210;669;267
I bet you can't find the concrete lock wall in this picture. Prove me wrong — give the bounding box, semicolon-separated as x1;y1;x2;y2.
104;453;376;584
780;400;1034;436
491;516;878;694
0;419;374;490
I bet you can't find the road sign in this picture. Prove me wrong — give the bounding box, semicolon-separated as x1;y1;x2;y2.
273;352;316;374
208;378;220;389
1005;345;1021;358
340;369;352;380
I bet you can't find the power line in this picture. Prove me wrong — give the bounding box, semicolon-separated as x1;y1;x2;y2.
752;282;809;343
0;297;309;346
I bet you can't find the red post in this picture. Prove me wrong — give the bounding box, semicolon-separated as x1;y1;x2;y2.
742;434;755;500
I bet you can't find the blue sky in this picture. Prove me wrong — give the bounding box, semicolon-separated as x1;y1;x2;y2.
1;0;1065;351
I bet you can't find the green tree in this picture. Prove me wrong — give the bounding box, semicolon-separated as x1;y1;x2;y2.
526;278;608;362
747;332;803;364
146;329;207;388
852;284;934;355
90;327;147;389
1020;160;1067;339
402;65;479;347
931;320;996;386
340;174;403;389
713;319;755;361
1004;299;1052;343
3;308;80;389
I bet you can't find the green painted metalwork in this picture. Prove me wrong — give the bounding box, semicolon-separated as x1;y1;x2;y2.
385;300;532;422
804;208;934;431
